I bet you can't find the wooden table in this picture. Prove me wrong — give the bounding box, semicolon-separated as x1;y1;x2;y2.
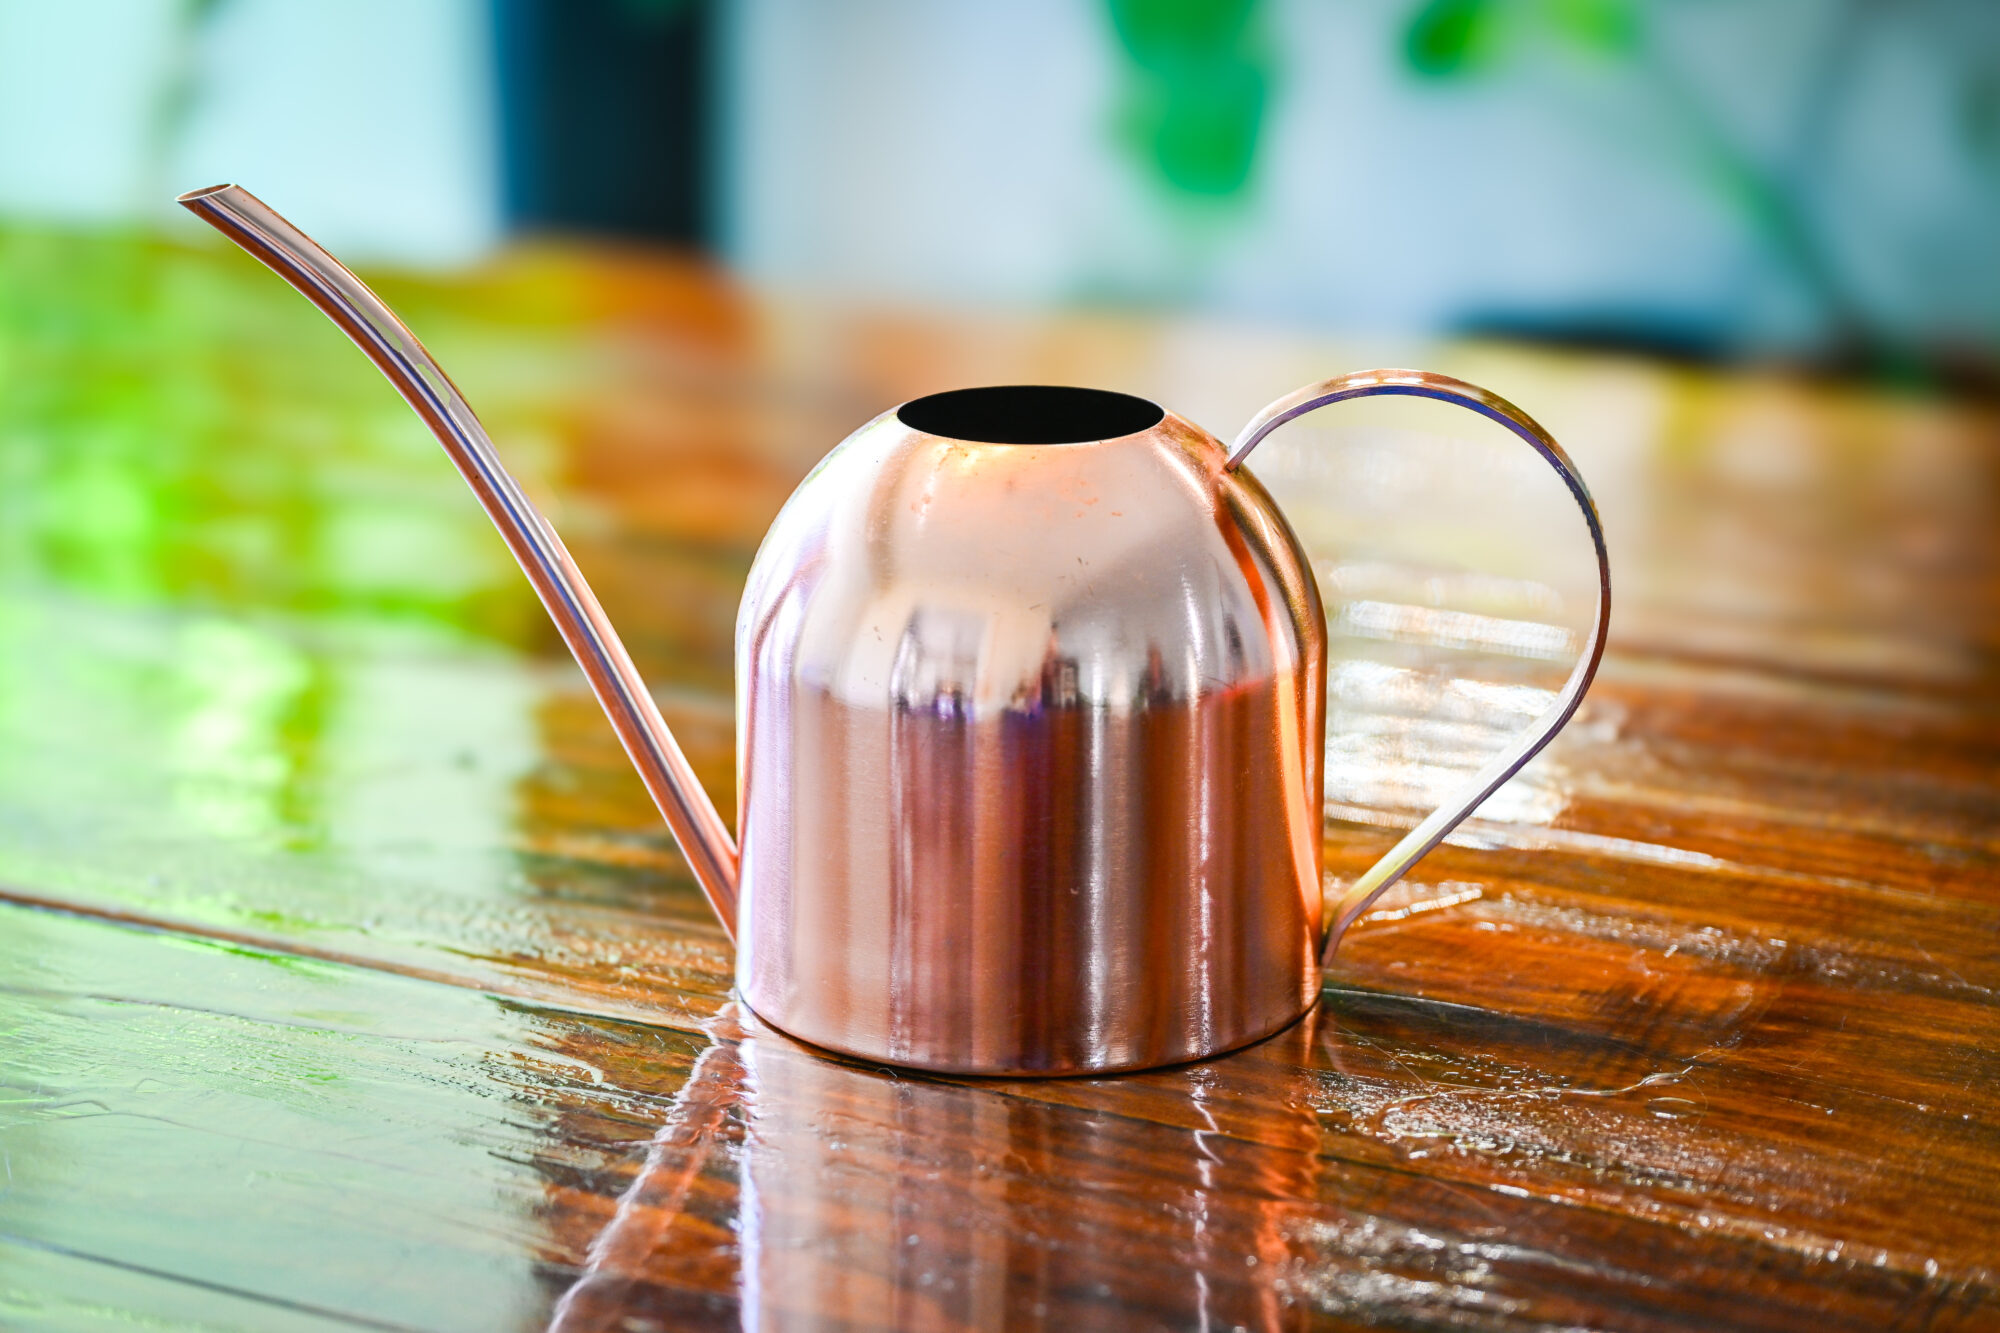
1;230;1996;1331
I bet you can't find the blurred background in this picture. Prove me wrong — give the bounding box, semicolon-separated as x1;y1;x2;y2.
0;0;1994;922
6;7;2000;1320
4;0;1997;372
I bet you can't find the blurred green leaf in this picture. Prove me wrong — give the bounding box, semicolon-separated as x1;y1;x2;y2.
1121;63;1266;196
1107;0;1270;199
1108;0;1259;65
1405;0;1495;78
1540;0;1640;58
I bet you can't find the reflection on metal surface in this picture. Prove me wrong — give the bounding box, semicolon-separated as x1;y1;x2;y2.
735;404;1326;1074
732;370;1607;1073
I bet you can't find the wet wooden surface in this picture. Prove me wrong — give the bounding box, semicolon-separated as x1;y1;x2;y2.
1;230;1997;1331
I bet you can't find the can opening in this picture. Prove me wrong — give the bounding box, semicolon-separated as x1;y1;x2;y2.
897;385;1164;445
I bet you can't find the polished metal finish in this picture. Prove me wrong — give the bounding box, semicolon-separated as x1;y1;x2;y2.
176;184;742;938
184;184;1609;1076
1228;370;1611;959
735;405;1325;1073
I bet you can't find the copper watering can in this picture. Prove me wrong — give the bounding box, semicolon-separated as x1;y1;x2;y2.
181;185;1610;1076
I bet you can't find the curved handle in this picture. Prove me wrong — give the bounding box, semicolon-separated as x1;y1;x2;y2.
177;184;741;938
1228;369;1611;961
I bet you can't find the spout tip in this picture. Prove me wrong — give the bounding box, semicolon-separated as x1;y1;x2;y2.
176;183;238;207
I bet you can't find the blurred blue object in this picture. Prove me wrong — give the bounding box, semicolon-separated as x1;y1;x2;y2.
495;0;711;246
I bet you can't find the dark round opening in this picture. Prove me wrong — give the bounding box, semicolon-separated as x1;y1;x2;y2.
896;385;1164;445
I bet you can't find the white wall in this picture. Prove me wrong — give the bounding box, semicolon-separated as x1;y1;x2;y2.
719;0;1124;310
0;0;501;266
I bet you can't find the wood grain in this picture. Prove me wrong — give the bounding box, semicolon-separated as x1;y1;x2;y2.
0;231;1995;1330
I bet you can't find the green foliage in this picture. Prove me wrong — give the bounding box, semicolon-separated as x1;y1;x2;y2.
1111;0;1259;55
1405;0;1637;80
1542;0;1640;57
1405;0;1495;78
1108;0;1270;198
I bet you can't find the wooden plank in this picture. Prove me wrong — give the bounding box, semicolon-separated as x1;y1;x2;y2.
9;902;1998;1332
0;902;708;1332
3;233;1998;1327
0;571;1993;1329
0;1236;383;1333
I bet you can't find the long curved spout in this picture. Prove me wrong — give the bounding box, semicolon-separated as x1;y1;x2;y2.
178;184;739;938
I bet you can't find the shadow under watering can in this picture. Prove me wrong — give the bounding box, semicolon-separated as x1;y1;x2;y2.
179;185;1609;1077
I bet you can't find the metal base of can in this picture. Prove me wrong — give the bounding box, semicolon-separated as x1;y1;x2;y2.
735;991;1321;1078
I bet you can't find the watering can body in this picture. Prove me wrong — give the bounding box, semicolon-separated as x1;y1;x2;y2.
181;185;1609;1078
734;396;1324;1072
